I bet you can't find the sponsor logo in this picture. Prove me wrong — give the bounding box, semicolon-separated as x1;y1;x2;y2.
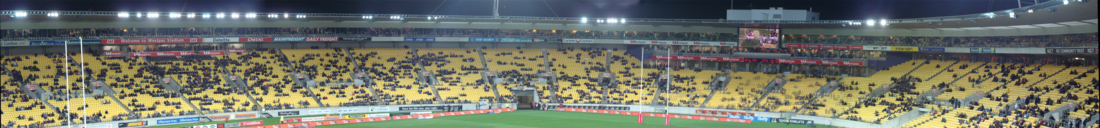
300;117;326;122
278;111;300;116
236;113;257;119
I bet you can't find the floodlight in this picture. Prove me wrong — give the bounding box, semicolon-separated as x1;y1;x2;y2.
608;18;618;23
169;13;181;18
363;15;372;19
187;13;195;18
268;14;278;18
202;13;211;18
118;12;129;18
47;12;59;17
296;15;306;18
245;13;256;18
216;13;225;18
880;19;887;26
14;11;27;17
1008;12;1016;18
147;12;159;18
231;13;239;18
1028;9;1034;13
866;20;875;26
1063;0;1069;5
580;17;587;23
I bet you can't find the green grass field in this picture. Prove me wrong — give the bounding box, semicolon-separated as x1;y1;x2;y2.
317;110;841;128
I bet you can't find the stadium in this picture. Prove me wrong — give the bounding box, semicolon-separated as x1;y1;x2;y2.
0;0;1097;128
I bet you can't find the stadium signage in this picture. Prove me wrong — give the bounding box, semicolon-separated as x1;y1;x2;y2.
563;39;595;43
128;50;225;57
404;37;436;41
335;108;360;113
116;121;146;127
209;115;232;121
104;51;125;56
102;38;202;44
784;44;862;50
919;47;946;52
623;40;735;46
339;37;371;41
191;124;221;128
278;111;300;116
155;117;200;125
235;113;258;119
651;55;743;62
367;113;391;118
300;117;326;122
305;109;332;115
1046;48;1097;54
203;38;238;42
863;45;891;51
345;115;367;119
398;106;462;111
1;41;30;47
891;46;919;52
272;37;339;42
770;118;814;125
238;121;263;126
28;40;66;46
228;49;247;53
970;48;996;53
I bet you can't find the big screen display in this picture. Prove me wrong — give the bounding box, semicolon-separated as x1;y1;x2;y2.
738;28;780;48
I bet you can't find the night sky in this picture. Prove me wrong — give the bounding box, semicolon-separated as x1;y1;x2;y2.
1;0;1038;20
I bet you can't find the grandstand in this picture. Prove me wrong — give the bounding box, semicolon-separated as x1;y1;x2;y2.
1;1;1097;127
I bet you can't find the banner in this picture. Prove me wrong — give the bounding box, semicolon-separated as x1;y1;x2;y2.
82;124;116;128
104;51;125;56
235;113;258;119
919;47;945;52
129;50;225;57
305;109;332;115
891;46;919;52
203;37;239;43
325;116;343;120
345;114;367;119
239;121;264;127
970;48;996;53
209;115;233;121
398;106;462;111
281;118;301;123
228;49;248;53
770;118;814;125
300;117;326;122
334;108;360;113
103;38;202;44
240;37;274;42
1;41;29;47
117;121;146;127
339;37;371;41
371;37;404;41
1046;48;1097;54
651;55;744;62
155;117;200;125
191;124;221;128
67;40;102;45
28;40;66;46
409;111;432;115
272;37;338;42
403;37;436;42
863;45;891;51
785;44;862;50
278;111;300;116
367;113;390;118
563;39;595;43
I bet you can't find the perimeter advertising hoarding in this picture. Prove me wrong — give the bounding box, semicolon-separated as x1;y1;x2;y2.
919;47;946;52
272;37;339;42
890;46;919;52
154;117;200;125
1;41;29;47
28;40;66;46
1046;48;1098;54
117;121;146;127
371;37;405;41
970;48;996;53
278;111;300;116
398;106;462;111
104;51;125;56
563;39;595;43
783;44;863;50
